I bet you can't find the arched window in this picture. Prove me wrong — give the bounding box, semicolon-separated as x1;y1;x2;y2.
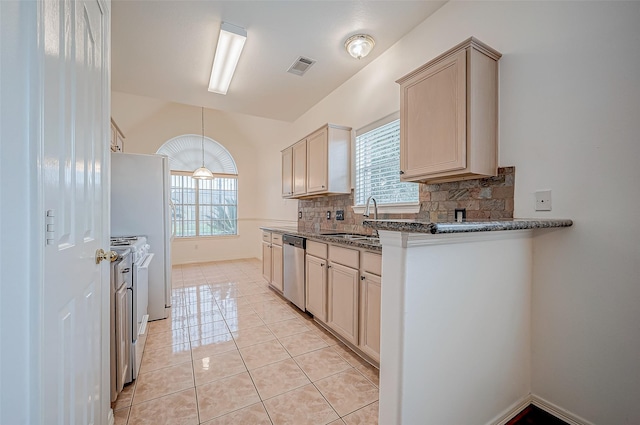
158;135;238;237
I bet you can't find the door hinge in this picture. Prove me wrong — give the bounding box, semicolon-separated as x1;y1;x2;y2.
45;209;55;245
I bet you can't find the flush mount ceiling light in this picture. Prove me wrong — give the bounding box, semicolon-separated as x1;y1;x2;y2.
192;107;214;180
208;22;247;95
344;34;375;59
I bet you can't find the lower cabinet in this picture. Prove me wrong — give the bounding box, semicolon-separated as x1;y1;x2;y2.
271;243;283;292
262;241;271;282
261;231;381;365
305;254;327;321
359;272;381;363
327;262;359;346
262;231;283;292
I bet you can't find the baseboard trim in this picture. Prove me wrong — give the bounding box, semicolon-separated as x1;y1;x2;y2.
488;394;593;425
490;394;532;425
531;395;594;425
173;256;260;266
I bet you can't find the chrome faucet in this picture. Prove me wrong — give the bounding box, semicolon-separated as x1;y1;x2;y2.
363;196;378;220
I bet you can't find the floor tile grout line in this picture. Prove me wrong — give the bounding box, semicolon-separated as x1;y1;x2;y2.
341;399;380;421
128;381;196;410
216;308;274;425
127;260;378;424
310;379;342;421
289;353;355;385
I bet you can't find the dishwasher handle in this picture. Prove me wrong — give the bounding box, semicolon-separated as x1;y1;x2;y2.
282;234;306;249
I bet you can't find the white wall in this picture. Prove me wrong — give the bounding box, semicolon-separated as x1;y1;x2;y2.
286;1;640;424
112;92;298;264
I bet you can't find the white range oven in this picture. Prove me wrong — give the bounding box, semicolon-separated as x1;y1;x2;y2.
111;236;153;381
109;248;132;402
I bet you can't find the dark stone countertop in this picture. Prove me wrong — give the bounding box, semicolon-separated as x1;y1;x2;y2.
362;218;573;234
259;226;382;252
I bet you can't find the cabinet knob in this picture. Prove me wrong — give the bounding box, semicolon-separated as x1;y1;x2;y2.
320;263;325;267
361;275;365;280
399;170;405;175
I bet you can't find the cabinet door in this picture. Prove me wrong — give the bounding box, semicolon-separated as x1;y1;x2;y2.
281;147;293;197
359;272;381;363
292;140;307;196
271;244;283;292
306;254;327;322
327;262;359;345
262;241;272;282
400;49;467;179
306;127;328;193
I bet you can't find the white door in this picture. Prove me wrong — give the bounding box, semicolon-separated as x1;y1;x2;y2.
41;0;110;423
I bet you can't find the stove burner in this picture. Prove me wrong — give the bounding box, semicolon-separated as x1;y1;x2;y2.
110;236;149;264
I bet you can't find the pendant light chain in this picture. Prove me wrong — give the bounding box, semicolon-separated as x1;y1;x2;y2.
192;106;214;180
201;107;205;167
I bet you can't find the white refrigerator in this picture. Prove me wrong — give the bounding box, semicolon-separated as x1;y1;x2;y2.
111;152;172;321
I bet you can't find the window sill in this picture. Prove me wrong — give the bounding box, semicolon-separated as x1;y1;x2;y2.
351;203;420;215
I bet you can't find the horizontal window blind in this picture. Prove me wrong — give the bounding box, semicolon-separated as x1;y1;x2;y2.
171;173;237;237
355;119;418;206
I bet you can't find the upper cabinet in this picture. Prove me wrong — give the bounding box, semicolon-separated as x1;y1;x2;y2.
281;146;293;198
292;140;307;196
397;37;501;183
306;127;328;194
282;124;352;199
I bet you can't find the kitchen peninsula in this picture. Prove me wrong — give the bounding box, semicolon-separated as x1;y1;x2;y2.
363;218;572;425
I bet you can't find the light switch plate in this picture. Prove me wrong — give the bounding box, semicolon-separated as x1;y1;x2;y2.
535;190;552;211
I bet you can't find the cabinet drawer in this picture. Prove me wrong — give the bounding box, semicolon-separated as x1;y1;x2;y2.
262;231;272;243
272;233;283;246
362;252;382;276
307;240;327;259
329;245;359;269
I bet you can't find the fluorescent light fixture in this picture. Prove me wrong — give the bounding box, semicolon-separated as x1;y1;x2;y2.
208;22;247;95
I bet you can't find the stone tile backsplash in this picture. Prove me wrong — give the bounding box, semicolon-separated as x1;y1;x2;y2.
297;167;515;235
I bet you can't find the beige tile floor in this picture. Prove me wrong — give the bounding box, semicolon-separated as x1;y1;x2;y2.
113;258;379;425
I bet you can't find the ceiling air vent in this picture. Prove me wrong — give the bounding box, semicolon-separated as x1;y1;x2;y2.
287;56;316;76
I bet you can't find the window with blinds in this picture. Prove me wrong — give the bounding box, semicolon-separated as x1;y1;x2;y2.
171;173;238;237
355;118;419;206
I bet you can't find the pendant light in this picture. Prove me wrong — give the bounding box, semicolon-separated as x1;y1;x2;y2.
192;107;214;180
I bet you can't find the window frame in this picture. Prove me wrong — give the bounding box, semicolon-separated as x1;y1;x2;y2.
170;170;239;239
352;112;420;215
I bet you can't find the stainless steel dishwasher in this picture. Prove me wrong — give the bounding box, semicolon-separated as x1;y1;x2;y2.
283;234;306;311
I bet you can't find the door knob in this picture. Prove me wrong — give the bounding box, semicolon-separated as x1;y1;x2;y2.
95;248;118;264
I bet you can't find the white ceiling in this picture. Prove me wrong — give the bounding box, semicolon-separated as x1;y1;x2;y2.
112;1;446;122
